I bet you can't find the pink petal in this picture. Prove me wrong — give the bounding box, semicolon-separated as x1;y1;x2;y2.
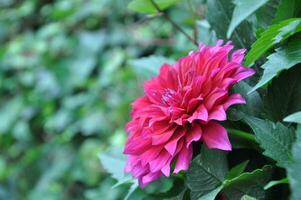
161;158;172;176
223;93;246;110
149;150;170;172
231;49;246;64
234;67;255;82
140;171;162;188
185;123;202;148
164;130;185;155
188;104;208;123
205;90;227;109
202;121;232;151
174;146;192;173
208;105;227;121
124;138;151;154
151;127;176;145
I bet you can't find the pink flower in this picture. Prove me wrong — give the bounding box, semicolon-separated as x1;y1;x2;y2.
124;40;255;187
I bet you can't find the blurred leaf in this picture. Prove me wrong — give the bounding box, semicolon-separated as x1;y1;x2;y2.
29;146;74;200
0;97;23;133
226;161;249;180
273;0;301;22
128;0;179;14
264;178;288;190
241;195;258;200
99;147;132;185
249;40;301;93
283;111;301;123
255;0;280;28
124;182;139;200
245;18;301;66
227;0;269;38
243;116;295;168
287;125;301;200
187;146;228;200
129;55;175;80
196;20;217;45
223;165;272;200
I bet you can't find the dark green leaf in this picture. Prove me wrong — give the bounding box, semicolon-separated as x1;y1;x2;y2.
232;81;264;117
249;39;301;93
273;0;301;23
226;160;249;180
287;125;301;200
243;116;295;168
206;0;254;48
255;0;280;28
265;66;301;121
227;0;269;38
187;146;228;200
245;18;301;66
223;165;272;200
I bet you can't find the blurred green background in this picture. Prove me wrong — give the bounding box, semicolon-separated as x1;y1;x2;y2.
0;0;204;199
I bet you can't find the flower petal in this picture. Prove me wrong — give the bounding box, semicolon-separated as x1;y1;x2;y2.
185;124;202;148
202;121;232;151
208;105;227;121
174;145;192;173
223;93;246;110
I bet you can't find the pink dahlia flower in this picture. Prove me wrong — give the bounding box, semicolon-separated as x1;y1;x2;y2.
124;40;255;187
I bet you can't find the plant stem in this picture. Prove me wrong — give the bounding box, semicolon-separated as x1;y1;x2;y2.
227;128;256;143
150;0;198;46
227;128;261;152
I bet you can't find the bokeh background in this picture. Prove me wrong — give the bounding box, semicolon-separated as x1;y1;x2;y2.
0;0;207;199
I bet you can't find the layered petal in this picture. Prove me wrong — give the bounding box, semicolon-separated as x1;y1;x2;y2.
124;40;254;187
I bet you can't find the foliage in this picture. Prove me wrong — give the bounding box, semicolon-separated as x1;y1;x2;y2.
1;0;301;199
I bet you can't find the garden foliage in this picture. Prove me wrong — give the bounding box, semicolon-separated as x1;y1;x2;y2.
0;0;301;199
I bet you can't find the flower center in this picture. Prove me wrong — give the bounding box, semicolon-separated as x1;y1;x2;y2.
161;88;177;106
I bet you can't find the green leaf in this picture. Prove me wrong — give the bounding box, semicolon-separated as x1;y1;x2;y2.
226;161;249;180
196;20;217;45
241;195;258;200
264;178;288;190
98;147;132;185
287;125;301;200
245;18;301;66
227;0;269;38
265;66;301;121
129;55;175;80
206;0;254;49
243;116;295;168
255;0;280;28
187;146;228;200
124;182;139;200
249;39;301;93
232;81;264;117
223;165;272;200
199;186;223;200
283;111;301;124
128;0;179;14
273;0;301;23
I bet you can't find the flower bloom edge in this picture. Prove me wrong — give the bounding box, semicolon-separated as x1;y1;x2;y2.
124;40;255;187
